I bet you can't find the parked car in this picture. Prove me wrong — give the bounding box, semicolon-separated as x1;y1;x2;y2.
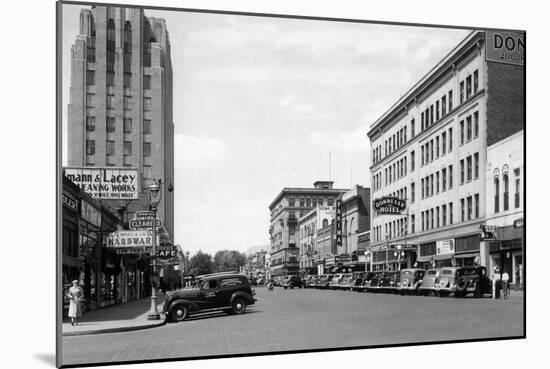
273;276;285;287
328;274;345;289
316;274;334;289
334;273;353;290
163;273;256;322
339;272;360;290
418;268;441;296
351;272;372;291
453;266;492;298
281;275;304;289
305;275;319;288
399;268;426;295
365;272;386;292
355;272;375;292
434;267;458;297
379;271;400;293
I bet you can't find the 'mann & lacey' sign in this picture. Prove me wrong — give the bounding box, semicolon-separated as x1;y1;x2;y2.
374;197;406;215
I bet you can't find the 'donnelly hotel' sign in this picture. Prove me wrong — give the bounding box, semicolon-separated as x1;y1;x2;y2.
374;197;406;215
64;167;139;200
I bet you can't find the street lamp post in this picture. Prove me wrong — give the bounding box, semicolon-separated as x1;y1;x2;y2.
147;179;161;320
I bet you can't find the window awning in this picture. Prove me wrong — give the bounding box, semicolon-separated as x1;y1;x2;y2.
433;253;454;261
454;252;479;259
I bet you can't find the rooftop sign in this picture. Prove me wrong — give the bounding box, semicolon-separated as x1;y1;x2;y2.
64;167;139;200
486;31;524;66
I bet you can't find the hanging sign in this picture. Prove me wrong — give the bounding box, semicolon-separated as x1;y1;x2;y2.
374;197;406;214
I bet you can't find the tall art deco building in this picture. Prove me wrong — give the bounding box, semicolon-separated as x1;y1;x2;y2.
67;5;174;239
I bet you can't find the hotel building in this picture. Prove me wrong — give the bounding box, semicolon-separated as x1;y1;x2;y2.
367;31;524;273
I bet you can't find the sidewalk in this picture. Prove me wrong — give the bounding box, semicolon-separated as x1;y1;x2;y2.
62;294;167;336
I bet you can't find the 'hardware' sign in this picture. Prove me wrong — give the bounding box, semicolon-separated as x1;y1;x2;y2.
106;230;160;248
374;197;406;214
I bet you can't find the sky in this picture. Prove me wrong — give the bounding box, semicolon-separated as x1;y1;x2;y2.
61;4;469;255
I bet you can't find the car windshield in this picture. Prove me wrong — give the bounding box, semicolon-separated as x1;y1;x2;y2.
457;268;478;276
442;270;454;275
427;270;437;276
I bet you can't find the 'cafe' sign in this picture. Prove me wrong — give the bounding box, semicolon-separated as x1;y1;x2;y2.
374;197;406;215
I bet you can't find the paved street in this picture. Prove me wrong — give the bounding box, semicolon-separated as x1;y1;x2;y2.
62;287;524;366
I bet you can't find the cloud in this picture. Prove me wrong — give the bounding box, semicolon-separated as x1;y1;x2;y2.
309;124;370;152
175;134;226;164
278;94;314;114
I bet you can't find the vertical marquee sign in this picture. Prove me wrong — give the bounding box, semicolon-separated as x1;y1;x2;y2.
335;198;343;247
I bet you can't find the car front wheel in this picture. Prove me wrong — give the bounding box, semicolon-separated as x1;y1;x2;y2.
231;298;247;314
171;304;188;322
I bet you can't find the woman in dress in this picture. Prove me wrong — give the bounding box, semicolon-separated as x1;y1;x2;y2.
67;280;83;326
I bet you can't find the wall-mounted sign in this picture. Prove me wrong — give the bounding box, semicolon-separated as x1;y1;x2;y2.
129;211;163;230
106;230;159;248
156;245;178;260
335;199;343;246
374;197;406;214
513;218;524;229
486;31;525;66
64;167;139;200
480;225;498;240
62;193;78;212
81;200;101;227
436;239;455;255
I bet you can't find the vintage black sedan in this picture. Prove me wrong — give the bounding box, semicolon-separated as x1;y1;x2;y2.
163;273;256;322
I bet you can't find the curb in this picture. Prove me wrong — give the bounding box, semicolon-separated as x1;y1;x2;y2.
62;319;166;337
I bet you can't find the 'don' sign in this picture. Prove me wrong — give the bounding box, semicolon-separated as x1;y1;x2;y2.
486;31;525;66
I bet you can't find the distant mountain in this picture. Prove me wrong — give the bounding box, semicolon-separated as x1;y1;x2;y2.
244;245;269;256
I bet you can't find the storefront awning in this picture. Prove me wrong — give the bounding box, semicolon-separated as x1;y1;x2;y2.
433;253;454;261
454;252;479;259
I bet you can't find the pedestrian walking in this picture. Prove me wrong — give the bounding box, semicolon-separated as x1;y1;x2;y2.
67;280;84;326
492;266;501;299
502;271;510;299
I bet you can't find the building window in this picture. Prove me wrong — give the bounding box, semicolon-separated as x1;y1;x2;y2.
411;182;415;203
430;105;434;126
467;116;472;141
107;94;114;109
449;165;453;189
411;151;415;172
442;95;447;116
299;198;305;207
460;159;464;184
430;209;434;230
503;174;509;211
122;118;131;133
328;199;334;206
143;165;152;179
436;171;440;194
436;207;440;228
494;177;500;213
86;93;95;107
449;202;453;224
86;116;95;132
460;81;464;103
430;174;434;197
123;96;132;110
515;168;520;208
411;119;415;138
448;90;453;111
144;75;151;90
466;196;472;220
430;139;434;162
107;19;115;72
143;119;152;134
411;214;415;234
106;72;114;86
473;70;479;93
86;70;95;85
436;136;440;158
143;142;151;157
461;198;465;222
421;146;425;166
123;141;132;156
106;117;115;133
467;156;472;182
466;75;472;100
436;101;440;121
289;198;295;207
442;204;447;226
442;167;447;191
449;128;453;152
106;140;115;156
421;178;425;199
460;120;464;145
86;140;95;155
474;111;479;138
474;153;479;179
442;132;446;155
87;24;96;62
421;112;425;131
143;97;152;111
306;198;311;207
475;194;479;218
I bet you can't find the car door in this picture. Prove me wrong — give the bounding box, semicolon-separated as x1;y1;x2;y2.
199;279;221;309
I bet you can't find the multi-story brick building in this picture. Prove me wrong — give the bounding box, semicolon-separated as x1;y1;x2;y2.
367;31;524;272
67;5;174;239
268;181;348;276
298;205;336;274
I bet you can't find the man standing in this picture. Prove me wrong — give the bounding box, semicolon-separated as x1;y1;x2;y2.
501;270;510;298
492;266;501;299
